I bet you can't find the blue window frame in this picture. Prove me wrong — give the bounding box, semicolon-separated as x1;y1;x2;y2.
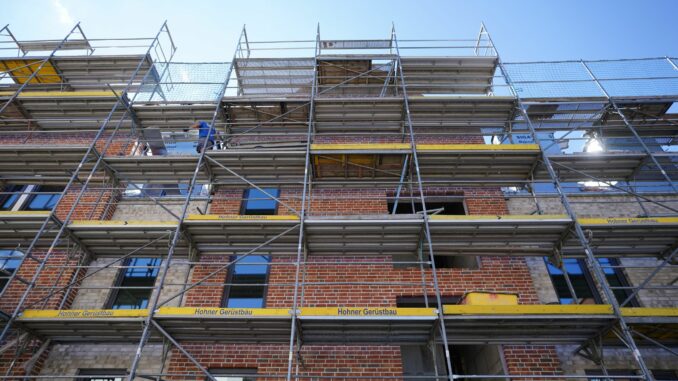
241;188;279;215
1;185;26;210
107;258;161;309
222;255;270;308
0;250;23;292
23;186;63;211
545;257;638;306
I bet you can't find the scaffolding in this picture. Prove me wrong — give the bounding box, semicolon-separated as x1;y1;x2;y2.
0;21;676;380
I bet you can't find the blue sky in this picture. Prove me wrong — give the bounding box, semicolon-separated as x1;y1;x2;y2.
3;0;678;62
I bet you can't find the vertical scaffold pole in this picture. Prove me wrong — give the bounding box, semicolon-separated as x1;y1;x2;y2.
286;24;320;381
391;23;455;381
483;23;654;381
125;25;245;381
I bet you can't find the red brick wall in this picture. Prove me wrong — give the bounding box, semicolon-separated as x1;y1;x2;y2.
503;345;564;380
55;186;120;221
0;131;134;156
0;251;79;312
166;344;402;381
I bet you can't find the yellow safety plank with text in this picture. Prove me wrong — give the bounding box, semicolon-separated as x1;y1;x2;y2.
156;307;290;317
416;144;540;151
429;214;570;221
185;214;300;221
300;307;437;317
311;143;411;151
578;217;678;225
20;309;149;319
443;304;614;315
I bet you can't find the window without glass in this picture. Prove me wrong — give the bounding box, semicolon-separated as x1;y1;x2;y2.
387;199;466;215
241;188;279;215
0;250;23;292
107;258;160;309
545;258;638;306
23;185;63;211
389;198;475;269
222;255;270;308
76;369;126;381
209;368;257;381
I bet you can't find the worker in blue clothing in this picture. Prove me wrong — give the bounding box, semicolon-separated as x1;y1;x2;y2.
190;121;216;153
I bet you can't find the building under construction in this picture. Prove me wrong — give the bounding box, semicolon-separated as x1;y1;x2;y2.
0;22;677;380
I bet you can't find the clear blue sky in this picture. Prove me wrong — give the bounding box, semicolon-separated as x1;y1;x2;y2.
3;0;677;62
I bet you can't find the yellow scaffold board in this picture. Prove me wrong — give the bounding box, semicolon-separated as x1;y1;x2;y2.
156;307;290;317
578;217;678;225
20;309;149;319
300;307;437;317
185;214;300;221
443;304;614;315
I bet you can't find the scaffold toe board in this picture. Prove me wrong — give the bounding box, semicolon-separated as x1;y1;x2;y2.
298;307;437;344
0;211;60;248
66;220;190;257
399;56;498;95
304;214;424;256
103;155;204;183
16;309;150;343
427;214;572;256
0;145;99;184
408;96;516;129
443;305;616;344
561;217;678;257
416;144;541;182
154;307;292;343
314;97;404;133
205;150;307;185
184;214;301;256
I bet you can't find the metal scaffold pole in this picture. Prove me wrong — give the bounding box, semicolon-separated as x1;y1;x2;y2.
125;25;245;381
286;24;320;381
482;23;655;381
391;23;456;381
0;22;173;344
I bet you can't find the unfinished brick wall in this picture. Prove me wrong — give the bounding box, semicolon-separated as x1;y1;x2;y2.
166;344;403;381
